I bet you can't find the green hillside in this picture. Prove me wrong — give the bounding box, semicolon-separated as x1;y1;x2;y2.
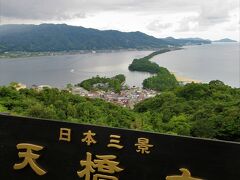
0;24;211;53
0;80;239;142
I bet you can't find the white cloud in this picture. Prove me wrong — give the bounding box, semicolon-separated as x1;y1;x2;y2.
0;0;239;40
147;20;173;32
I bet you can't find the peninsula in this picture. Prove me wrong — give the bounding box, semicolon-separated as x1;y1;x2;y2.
128;49;179;91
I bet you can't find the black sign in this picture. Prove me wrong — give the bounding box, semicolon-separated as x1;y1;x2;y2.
0;114;240;180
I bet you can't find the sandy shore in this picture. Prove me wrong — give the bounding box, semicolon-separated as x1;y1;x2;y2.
171;72;201;84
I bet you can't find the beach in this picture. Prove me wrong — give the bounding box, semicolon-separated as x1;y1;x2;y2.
172;72;201;84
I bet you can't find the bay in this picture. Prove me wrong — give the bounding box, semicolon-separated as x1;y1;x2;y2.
0;43;239;88
152;43;240;88
0;51;153;88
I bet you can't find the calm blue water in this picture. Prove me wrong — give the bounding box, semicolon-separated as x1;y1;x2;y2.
152;43;240;87
0;43;239;88
0;51;153;88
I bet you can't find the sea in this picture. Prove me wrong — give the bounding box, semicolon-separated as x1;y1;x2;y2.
0;43;239;88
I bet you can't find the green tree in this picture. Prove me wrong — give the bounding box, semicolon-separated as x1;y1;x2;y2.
166;114;191;136
26;104;58;119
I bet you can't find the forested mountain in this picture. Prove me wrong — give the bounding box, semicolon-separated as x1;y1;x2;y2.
0;24;211;52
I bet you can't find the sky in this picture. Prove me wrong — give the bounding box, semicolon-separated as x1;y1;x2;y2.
0;0;239;41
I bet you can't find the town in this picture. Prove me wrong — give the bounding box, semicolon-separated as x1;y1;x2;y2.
12;82;158;109
71;86;158;109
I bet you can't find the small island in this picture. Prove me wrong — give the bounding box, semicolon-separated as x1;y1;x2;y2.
213;38;237;43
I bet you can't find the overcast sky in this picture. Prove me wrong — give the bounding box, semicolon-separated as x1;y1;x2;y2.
0;0;239;40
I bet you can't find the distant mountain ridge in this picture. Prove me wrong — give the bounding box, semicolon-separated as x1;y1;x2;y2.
0;24;211;52
164;37;211;46
213;38;237;43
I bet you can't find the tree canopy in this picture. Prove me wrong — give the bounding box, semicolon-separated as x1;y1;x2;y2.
76;74;126;93
128;50;179;91
143;67;179;91
135;81;240;141
0;80;239;142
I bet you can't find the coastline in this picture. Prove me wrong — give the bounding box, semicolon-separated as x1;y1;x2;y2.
0;48;167;59
172;72;201;84
0;46;183;59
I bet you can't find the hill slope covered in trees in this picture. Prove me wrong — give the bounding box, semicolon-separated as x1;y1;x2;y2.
0;80;239;142
0;24;211;52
